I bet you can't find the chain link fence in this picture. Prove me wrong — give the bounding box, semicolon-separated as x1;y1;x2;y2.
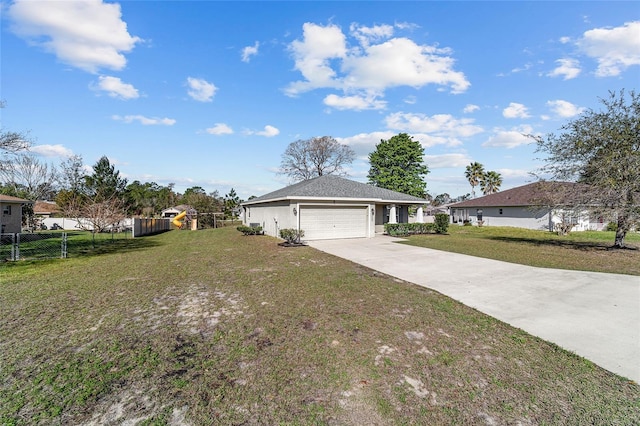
1;233;67;261
1;231;132;262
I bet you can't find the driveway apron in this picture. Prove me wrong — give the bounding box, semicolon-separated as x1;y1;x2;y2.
307;236;640;383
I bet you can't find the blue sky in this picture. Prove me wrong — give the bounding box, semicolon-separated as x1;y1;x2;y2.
2;1;639;200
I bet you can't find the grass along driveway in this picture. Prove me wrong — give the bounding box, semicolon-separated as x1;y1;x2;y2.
1;227;638;424
402;226;640;275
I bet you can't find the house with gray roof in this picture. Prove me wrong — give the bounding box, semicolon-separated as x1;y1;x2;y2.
241;175;428;240
448;181;605;231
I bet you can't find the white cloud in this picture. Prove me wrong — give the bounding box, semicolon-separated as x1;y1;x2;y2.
30;144;74;158
463;104;480;113
547;58;581;80
323;93;386;110
424;153;473;169
285;22;470;109
245;125;279;137
503;102;530;119
286;22;347;95
495;168;532;179
385;112;483;140
546;100;585;118
112;115;176;126
577;21;640;77
92;76;139;99
559;36;571;44
337;131;398;157
187;77;217;102
403;95;417;105
482;125;534;149
349;23;394;47
342;37;470;93
8;0;141;73
241;41;259;63
206;123;234;135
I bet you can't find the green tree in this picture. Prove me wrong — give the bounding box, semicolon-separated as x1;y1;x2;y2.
464;162;485;198
279;136;355;182
85;156;127;201
224;188;241;221
480;171;502;195
432;193;451;206
367;133;429;198
62;156;128;233
533;89;640;248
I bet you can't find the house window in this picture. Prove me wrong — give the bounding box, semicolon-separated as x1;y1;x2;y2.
499;208;503;215
2;205;11;215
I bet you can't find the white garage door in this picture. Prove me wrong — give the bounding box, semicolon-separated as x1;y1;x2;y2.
299;206;368;240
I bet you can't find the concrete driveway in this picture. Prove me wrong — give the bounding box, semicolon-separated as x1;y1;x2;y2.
307;236;640;383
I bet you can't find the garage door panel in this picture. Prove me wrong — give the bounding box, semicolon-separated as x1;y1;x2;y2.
300;206;367;240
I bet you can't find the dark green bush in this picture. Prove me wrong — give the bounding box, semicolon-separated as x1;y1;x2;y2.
384;222;436;237
279;228;304;244
605;222;618;232
434;214;450;234
237;225;263;235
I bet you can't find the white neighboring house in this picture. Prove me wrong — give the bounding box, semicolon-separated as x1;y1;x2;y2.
0;195;33;233
448;182;606;232
241;175;428;240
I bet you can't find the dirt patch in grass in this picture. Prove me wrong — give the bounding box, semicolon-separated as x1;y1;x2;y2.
1;227;638;424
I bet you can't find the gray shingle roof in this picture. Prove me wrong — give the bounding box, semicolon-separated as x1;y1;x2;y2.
243;175;427;205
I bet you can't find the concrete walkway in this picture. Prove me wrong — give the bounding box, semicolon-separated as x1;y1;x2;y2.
307;236;640;383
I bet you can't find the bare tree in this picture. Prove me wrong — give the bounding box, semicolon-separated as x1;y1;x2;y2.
62;193;127;233
0;101;31;172
279;136;355;182
0;153;58;201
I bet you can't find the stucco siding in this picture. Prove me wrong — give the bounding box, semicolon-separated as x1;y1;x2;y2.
1;202;23;233
244;201;295;238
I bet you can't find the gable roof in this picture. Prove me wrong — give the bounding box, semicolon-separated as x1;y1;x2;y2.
0;194;32;204
449;182;582;208
243;175;427;205
34;200;60;214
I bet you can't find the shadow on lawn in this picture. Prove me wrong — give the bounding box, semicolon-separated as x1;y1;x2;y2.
66;234;164;258
486;236;617;252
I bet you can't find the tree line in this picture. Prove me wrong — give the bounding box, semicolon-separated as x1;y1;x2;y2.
277;90;638;247
2;90;637;246
0;115;242;231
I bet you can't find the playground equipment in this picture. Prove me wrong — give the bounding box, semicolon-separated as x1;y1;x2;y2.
172;209;198;230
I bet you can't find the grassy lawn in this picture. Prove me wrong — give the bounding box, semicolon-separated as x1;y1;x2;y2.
402;226;640;276
1;227;638;424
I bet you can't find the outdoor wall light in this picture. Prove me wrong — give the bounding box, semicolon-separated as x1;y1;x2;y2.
293;207;297;216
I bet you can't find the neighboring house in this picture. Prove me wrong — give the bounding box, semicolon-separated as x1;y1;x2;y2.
34;200;60;218
0;195;33;233
241;175;428;240
161;205;193;218
448;182;605;232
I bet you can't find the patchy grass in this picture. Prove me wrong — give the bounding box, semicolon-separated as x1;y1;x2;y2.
1;227;638;424
402;226;640;275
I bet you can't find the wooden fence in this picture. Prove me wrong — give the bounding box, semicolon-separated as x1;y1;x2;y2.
132;218;172;237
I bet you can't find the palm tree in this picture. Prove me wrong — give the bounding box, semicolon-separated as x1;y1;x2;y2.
464;162;485;198
481;171;502;195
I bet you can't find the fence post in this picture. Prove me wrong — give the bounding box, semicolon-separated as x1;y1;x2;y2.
11;234;20;260
61;233;68;258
